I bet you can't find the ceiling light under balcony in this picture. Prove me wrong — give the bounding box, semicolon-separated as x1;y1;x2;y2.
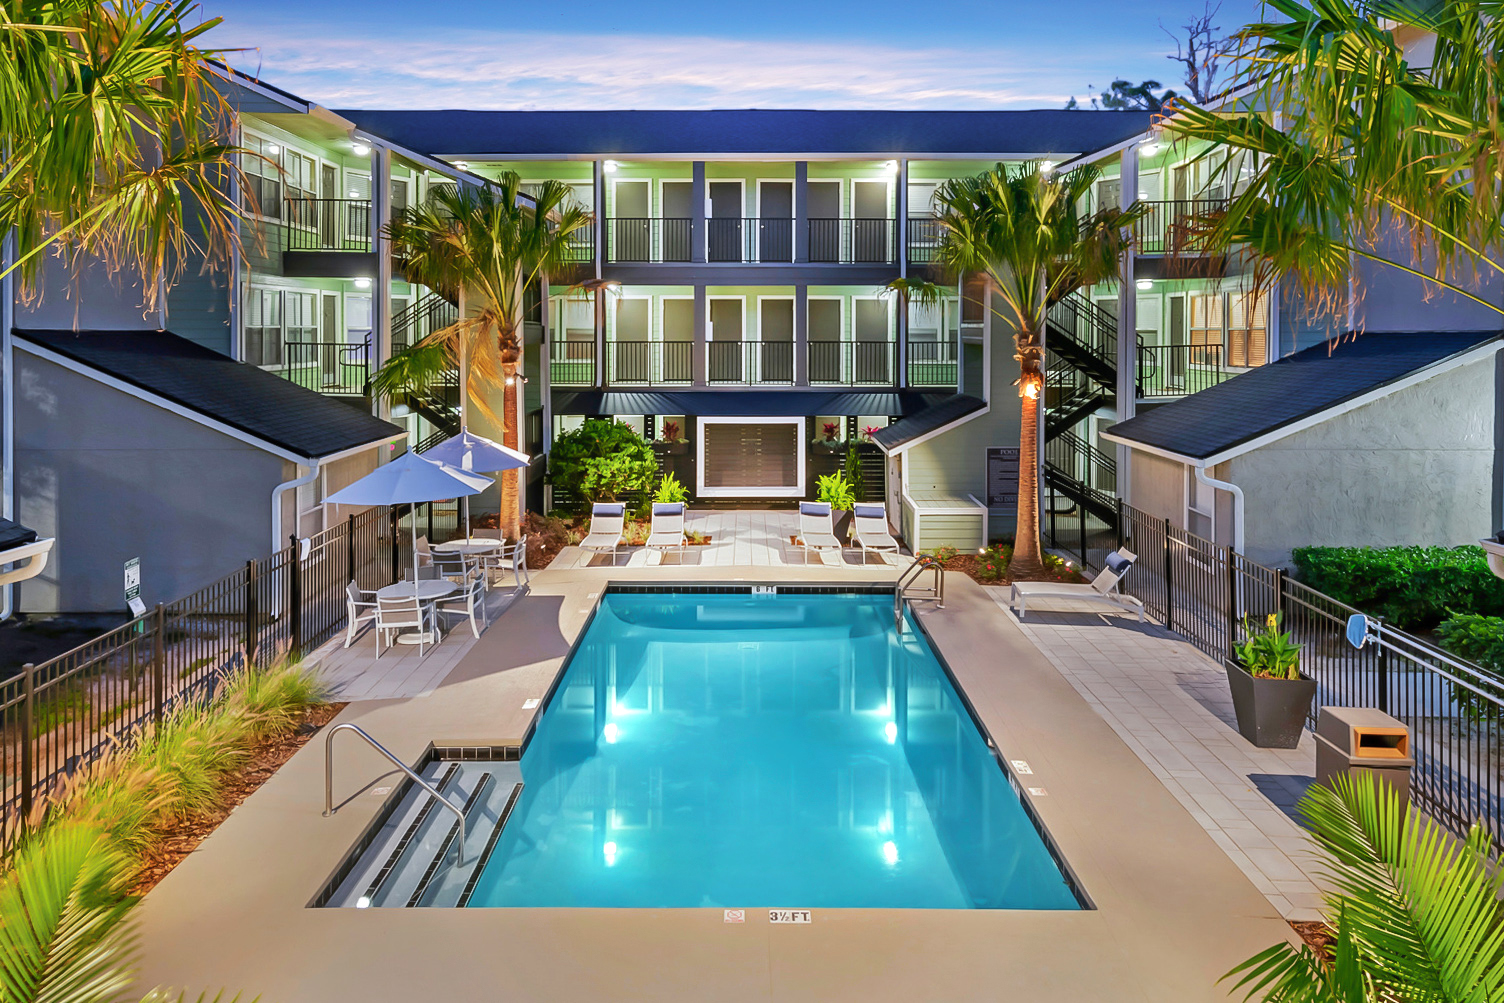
603;159;619;173
1038;160;1056;175
453;160;469;171
352;142;371;157
1137;279;1154;290
1139;141;1162;156
883;160;899;175
354;277;371;290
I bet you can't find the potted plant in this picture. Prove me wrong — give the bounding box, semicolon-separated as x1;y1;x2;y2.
816;472;857;542
812;421;843;452
1225;612;1317;749
654;420;690;456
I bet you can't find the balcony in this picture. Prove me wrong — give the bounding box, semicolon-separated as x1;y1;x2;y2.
809;341;895;385
549;339;598;387
1132;199;1226;256
607;218;692;263
1137;343;1242;398
906;216;944;266
281;198;376;278
705;218;795;263
807;218;896;264
906;341;958;387
608;341;694;384
706;341;794;384
247;332;371;397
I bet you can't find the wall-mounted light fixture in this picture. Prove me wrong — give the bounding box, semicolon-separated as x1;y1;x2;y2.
603;159;619;173
1136;279;1154;291
352;142;371;157
354;277;371;290
453;160;469;171
1038;160;1056;175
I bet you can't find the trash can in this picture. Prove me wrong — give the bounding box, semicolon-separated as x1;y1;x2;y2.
1315;706;1413;804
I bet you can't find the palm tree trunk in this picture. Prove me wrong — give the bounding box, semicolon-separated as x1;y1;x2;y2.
1009;341;1045;579
499;360;522;540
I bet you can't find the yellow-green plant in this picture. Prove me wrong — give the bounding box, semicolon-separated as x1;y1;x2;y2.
1226;773;1504;1001
653;472;689;505
1233;612;1303;680
815;473;856;511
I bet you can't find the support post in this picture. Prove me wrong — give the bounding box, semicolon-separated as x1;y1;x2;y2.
347;514;357;584
20;662;34;820
1163;517;1175;633
1226;547;1239;659
289;535;303;658
794;162;809;263
244;560;258;662
1115;497;1124;551
691;162;707;264
1116;144;1139;504
1078;499;1088;569
1376;615;1390;713
152;604;165;723
390;508;401;583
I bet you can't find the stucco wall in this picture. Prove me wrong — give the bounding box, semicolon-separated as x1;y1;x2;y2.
1230;353;1499;567
14;351;287;612
1127;451;1186;527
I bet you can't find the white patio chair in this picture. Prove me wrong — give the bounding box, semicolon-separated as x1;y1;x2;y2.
645;503;687;561
343;581;379;648
852;502;901;563
375;595;437;658
475;531;529;587
1009;547;1144;621
436;572;488;640
798;501;843;564
580;502;627;564
414;535;437;580
431;549;470;584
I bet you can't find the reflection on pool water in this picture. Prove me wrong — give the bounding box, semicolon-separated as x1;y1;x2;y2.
465;591;1081;909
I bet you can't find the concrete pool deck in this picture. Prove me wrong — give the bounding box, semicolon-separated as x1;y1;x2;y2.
133;563;1297;1002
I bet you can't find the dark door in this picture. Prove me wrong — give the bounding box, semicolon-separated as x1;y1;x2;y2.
708;299;744;381
661;181;692;261
759;298;794;382
852;181;890;262
707;182;743;262
612;181;651;262
808;299;842;382
319;164;337;248
807;181;841;262
758;182;793;262
662;298;695;381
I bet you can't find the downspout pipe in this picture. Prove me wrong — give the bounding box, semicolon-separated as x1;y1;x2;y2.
1194;462;1244;556
271;460;321;555
2;232;16;621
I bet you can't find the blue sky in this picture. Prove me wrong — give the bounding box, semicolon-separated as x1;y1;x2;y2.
203;0;1266;110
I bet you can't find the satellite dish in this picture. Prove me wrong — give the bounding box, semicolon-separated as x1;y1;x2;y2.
1346;613;1371;650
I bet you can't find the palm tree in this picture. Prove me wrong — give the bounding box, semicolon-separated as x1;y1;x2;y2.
895;162;1137;577
371;175;591;538
0;0;247;303
1169;0;1504;319
1225;773;1504;1001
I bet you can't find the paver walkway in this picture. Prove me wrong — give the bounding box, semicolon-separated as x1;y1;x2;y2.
564;508;905;569
985;588;1328;922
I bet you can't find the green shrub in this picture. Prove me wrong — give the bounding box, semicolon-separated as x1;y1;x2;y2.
548;419;658;503
1232;612;1303;680
1291;544;1504;630
815;473;856;511
920;545;959;564
1436;613;1504;721
843;446;865;500
653;472;688;504
975;543;1012;582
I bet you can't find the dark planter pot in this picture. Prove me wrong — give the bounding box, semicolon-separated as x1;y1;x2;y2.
654;442;690;456
831;509;853;543
1224;660;1317;749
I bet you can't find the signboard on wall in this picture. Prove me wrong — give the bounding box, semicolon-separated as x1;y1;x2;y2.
986;447;1020;507
124;557;145;618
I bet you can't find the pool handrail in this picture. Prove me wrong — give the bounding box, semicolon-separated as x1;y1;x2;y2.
895;554;945;627
323;722;467;866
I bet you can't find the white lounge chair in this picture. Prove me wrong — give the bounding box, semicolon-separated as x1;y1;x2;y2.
798;501;843;564
436;572;488;639
645;503;687;561
852;502;901;562
580;502;627;564
1009;547;1144;621
343;581;378;648
375;595;438;657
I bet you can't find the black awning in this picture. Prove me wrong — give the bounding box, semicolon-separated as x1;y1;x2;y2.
551;390;951;417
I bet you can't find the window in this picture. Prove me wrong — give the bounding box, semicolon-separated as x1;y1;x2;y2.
1188;292;1223;366
242;134;283;219
285;291;317;342
1226;291;1267;368
1187;467;1214;540
245;288;281;366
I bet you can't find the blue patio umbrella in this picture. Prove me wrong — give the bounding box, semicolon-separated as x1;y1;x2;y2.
326;450;492;582
421;430;530;538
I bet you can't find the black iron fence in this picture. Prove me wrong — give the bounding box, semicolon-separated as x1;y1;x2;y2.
284;198;372;252
906;216;943;265
0;507;398;855
707;340;794;384
808;340;895;385
808;218;896;264
549;339;597;386
279;338;371;396
609;341;694;384
906;340;957;387
703;217;796;263
1048;499;1504;847
1138;343;1242;398
1132;198;1225;255
606;218;693;263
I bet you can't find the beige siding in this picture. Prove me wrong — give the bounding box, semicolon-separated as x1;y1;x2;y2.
914;513;985;552
1127;451;1185;527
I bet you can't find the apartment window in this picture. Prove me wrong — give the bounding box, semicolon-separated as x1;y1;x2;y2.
242;134;283;219
1187;467;1214;540
284;151;316;202
1226;291;1268;368
285;291;318;343
245;288;281;366
1188;292;1223;366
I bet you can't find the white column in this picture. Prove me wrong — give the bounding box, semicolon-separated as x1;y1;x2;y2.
897;159;909;389
370;143;393;421
1115;144;1139;502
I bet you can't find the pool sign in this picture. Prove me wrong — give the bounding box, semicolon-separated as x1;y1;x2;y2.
769;909;811;924
986;447;1020;507
124;558;145;618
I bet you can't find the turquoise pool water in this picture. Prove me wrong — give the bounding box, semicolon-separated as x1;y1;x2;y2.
465;591;1081;909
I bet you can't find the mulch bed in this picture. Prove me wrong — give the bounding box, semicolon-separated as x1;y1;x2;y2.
1291;920;1336;960
927;553;1087;588
129;702;345;896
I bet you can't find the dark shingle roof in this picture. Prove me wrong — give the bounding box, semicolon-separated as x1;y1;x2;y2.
871;394;987;450
333;109;1153;158
552;390;949;417
17;330;404;461
1104;331;1501;461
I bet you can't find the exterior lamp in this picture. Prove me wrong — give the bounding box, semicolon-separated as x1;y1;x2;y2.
453;160;469;171
1038;160;1056;175
1020;373;1042;399
352;142;371;157
354;277;371;290
1136;279;1153;291
1140;142;1161;156
603;159;619;173
883;160;899;175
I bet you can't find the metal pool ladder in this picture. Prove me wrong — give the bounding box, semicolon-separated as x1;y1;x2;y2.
894;554;945;628
323;723;468;866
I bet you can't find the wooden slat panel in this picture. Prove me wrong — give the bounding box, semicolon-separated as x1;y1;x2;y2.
703;423;798;489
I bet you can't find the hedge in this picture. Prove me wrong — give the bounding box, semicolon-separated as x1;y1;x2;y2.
1290;545;1504;631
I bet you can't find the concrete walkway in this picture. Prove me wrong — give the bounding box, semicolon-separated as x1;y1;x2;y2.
988;588;1326;922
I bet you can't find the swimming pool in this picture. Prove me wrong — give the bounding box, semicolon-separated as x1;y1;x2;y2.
459;589;1082;910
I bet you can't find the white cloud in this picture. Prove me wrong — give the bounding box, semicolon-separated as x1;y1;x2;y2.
214;25;1138;109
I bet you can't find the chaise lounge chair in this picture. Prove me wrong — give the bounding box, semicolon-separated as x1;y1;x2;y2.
580;502;627;564
645;502;687;561
1009;547;1144;621
852;502;901;563
798;501;843;564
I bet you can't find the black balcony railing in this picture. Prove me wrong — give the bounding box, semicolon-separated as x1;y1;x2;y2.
1133;198;1226;255
561;227;595;264
608;341;694;383
906;340;958;387
278;338;371;396
706;340;795;384
284;198;372;252
808;218;896;264
391;292;458;352
550;339;597;386
1137;342;1244;398
808;340;895;385
906;216;944;265
607;218;693;263
701;217;796;263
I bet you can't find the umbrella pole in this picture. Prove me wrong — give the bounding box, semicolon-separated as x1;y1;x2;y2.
411;507;419;584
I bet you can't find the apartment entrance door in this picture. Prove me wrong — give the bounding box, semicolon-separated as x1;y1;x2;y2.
707;181;743;262
758;181;793;262
852;180;890;262
612;180;651;262
807;181;841;262
661;181;692;261
320;293;339;386
707;298;745;382
319;164;337;247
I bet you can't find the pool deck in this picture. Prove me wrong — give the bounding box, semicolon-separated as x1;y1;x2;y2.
133;562;1296;1002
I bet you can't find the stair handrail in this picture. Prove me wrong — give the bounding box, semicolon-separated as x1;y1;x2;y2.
324;722;466;866
894;553;946;627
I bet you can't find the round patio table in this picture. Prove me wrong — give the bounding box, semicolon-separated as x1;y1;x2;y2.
375;579;458;645
431;539;504;556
